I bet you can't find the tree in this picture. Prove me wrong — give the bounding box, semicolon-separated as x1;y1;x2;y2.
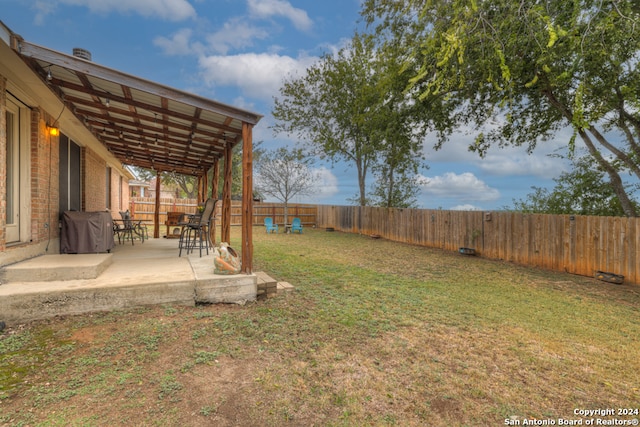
209;142;264;200
254;147;319;227
130;166;196;198
165;172;197;199
511;155;639;216
363;0;640;216
130;142;264;200
369;47;429;208
272;32;428;207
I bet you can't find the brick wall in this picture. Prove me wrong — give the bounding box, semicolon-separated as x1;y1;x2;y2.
1;73;128;259
31;109;60;243
109;168;130;217
121;175;130;215
82;146;107;212
82;147;130;217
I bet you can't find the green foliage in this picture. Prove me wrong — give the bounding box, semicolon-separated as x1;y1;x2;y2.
369;172;423;208
130;166;197;198
130;142;264;200
362;0;640;216
211;142;264;199
272;32;428;207
511;155;639;216
158;372;183;401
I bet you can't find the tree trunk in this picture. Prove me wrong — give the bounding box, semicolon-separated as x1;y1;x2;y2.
588;126;640;181
579;129;638;217
543;87;638;217
356;161;367;206
283;203;289;230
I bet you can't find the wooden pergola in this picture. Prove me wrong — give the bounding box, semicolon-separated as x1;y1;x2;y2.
10;34;262;273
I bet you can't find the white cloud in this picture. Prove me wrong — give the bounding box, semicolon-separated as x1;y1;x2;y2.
425;129;569;179
154;28;203;56
451;204;482;211
295;167;338;203
247;0;313;31
33;1;56;25
58;0;196;21
420;172;500;202
477;150;567;178
198;52;317;100
205;17;271;55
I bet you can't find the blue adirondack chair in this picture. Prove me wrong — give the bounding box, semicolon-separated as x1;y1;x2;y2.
264;217;278;233
291;217;303;234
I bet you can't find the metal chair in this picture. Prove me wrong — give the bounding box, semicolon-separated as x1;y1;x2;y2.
178;198;217;257
113;210;146;245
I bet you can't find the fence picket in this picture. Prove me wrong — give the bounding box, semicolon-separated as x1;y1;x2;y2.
133;200;638;286
316;205;639;286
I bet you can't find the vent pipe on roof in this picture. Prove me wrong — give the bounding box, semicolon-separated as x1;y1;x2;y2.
72;48;92;61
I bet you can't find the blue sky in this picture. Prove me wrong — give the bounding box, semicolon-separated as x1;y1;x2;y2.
1;0;571;210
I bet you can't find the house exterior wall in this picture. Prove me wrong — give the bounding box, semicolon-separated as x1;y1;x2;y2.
79;146;130;218
0;75;7;250
0;75;6;248
31;109;60;245
0;50;132;267
0;80;65;265
110;169;130;216
82;146;107;212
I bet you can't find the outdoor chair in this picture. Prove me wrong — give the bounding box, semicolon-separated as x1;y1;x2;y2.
178;198;217;257
113;210;146;245
264;217;278;233
291;217;303;234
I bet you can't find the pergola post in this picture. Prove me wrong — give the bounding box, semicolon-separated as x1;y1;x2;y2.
201;167;208;201
221;142;233;244
241;122;253;273
196;175;203;203
212;159;219;199
153;170;161;238
210;159;220;245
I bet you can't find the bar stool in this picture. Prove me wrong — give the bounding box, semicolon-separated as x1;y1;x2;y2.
178;198;217;257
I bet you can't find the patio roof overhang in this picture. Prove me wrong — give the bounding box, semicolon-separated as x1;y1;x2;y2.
5;28;260;273
9;34;262;177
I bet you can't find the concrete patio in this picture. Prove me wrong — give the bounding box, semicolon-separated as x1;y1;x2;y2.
0;238;257;326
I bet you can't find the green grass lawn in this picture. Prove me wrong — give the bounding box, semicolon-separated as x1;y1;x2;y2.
1;227;639;426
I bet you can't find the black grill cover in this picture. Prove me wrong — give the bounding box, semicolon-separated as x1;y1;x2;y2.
60;211;115;254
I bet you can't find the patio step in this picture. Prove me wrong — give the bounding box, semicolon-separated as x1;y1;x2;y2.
255;271;277;300
0;254;113;283
277;281;295;292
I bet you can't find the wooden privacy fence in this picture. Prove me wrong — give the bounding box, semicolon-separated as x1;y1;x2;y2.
317;205;640;286
129;198;317;227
